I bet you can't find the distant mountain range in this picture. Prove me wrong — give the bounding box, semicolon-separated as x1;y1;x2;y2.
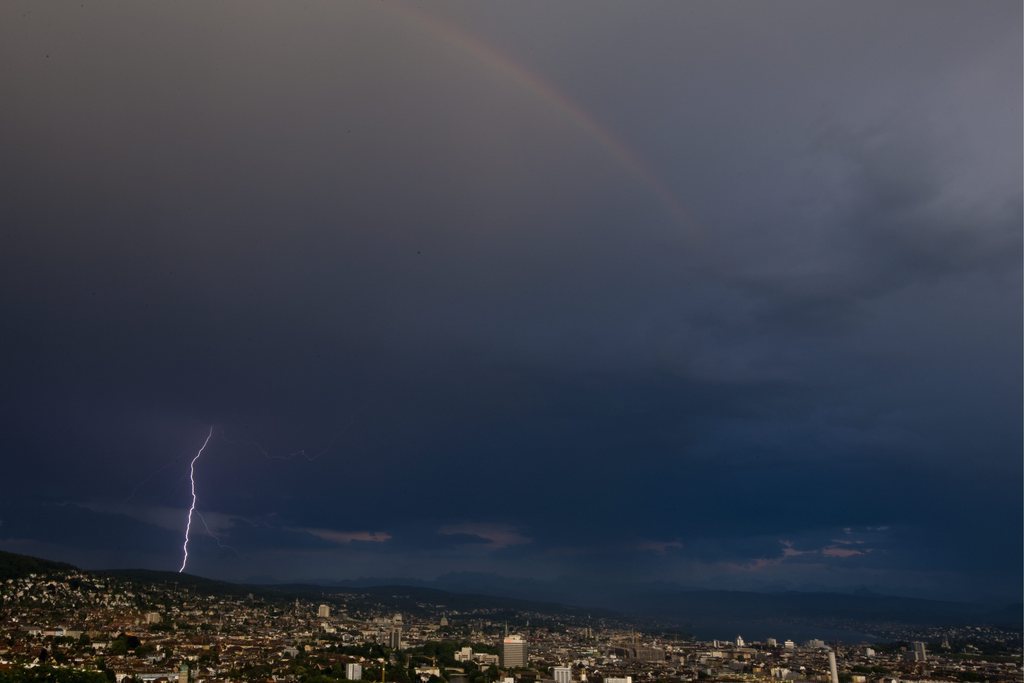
2;550;1019;640
284;570;1022;630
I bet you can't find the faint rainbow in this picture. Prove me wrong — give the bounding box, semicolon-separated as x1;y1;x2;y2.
383;3;696;230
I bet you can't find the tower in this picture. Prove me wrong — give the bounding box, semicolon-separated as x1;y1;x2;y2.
827;651;839;683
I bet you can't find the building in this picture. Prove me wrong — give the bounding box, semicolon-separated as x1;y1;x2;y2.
346;663;363;680
736;636;745;647
554;667;572;683
784;640;795;650
390;627;402;650
144;612;161;625
906;642;927;663
828;651;839;683
605;678;632;683
503;634;528;668
318;604;331;619
766;639;777;648
633;645;664;663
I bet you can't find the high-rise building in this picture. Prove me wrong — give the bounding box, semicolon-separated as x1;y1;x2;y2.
766;639;778;648
736;635;745;647
910;642;927;663
346;663;363;680
390;627;403;650
502;634;528;668
554;667;572;683
828;651;839;683
784;640;795;650
632;645;664;663
318;604;331;618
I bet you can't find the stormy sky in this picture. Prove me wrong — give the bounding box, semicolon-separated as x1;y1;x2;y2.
1;1;1021;603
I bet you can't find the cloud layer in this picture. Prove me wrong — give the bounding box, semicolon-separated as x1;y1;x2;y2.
0;0;1020;602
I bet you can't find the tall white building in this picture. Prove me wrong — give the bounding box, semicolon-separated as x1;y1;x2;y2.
346;663;363;680
828;651;839;683
502;635;528;668
318;604;331;618
554;667;572;683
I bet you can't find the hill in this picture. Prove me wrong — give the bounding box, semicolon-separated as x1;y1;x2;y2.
7;558;601;618
0;550;76;580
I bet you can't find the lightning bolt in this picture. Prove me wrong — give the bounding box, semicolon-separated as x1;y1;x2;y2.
196;511;240;557
220;421;355;462
179;426;214;573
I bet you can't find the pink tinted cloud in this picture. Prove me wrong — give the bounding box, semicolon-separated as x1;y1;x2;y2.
302;528;392;544
637;539;684;554
438;523;532;549
822;545;869;558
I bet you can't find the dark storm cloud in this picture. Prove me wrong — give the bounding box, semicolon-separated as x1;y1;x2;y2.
0;502;180;561
0;0;1019;601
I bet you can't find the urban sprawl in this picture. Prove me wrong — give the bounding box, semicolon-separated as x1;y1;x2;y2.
0;570;1019;683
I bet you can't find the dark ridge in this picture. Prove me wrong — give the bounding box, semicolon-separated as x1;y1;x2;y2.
97;568;255;596
75;564;604;616
0;550;77;580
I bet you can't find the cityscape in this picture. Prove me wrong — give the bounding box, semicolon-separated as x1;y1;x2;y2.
0;553;1020;683
0;1;1020;683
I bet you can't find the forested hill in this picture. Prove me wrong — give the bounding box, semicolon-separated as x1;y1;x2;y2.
0;550;76;580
